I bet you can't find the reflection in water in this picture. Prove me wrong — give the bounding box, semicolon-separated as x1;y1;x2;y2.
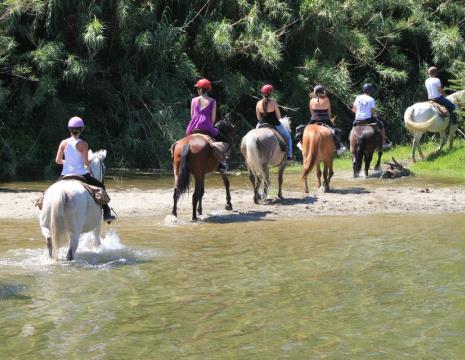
0;214;464;359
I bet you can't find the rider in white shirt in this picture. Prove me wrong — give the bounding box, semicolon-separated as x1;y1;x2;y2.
425;66;457;123
55;116;115;223
352;84;391;150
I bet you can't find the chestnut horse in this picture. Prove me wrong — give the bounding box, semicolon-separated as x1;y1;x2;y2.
301;124;335;193
350;124;382;178
171;120;234;221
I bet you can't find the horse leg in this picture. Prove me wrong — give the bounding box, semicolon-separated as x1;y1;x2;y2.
249;172;259;204
171;188;179;217
322;164;329;193
192;179;201;221
46;237;52;258
437;130;446;152
263;168;270;201
449;123;458;149
197;183;205;215
374;150;382;171
92;222;102;248
277;164;285;199
317;163;323;191
221;172;233;210
412;132;424;162
66;233;79;261
364;153;373;177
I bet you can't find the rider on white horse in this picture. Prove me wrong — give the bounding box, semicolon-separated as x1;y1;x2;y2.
55;116;115;223
425;66;458;124
352;83;391;150
256;84;293;160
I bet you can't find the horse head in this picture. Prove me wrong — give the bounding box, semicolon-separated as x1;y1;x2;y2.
215;119;235;144
88;149;107;183
447;90;465;109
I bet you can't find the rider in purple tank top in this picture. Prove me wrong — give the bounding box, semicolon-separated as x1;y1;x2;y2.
186;78;218;138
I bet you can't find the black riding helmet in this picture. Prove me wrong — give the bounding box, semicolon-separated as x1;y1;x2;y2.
362;83;374;95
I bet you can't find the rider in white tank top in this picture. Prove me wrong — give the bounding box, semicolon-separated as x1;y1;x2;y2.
61;137;87;176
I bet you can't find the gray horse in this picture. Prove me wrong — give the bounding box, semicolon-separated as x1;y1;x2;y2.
241;117;291;203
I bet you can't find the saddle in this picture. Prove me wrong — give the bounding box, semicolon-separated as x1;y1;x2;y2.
353;120;378;127
428;101;449;118
61;176;111;205
34;177;110;210
191;132;231;162
257;123;287;152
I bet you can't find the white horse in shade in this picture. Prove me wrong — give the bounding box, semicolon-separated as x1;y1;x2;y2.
40;150;107;261
404;90;465;162
240;117;291;203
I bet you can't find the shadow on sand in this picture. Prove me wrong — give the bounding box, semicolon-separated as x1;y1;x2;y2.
330;187;371;195
205;210;274;223
267;196;317;206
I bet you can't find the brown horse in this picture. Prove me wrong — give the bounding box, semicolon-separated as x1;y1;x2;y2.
301;124;335;193
350;124;382;178
172;120;234;221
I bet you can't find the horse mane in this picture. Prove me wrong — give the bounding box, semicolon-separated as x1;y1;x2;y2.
89;149;107;161
215;119;233;130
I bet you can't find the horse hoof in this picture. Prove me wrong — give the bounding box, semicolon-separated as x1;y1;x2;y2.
278;194;284;200
225;204;233;211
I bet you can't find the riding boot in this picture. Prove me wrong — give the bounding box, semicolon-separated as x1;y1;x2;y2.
217;161;228;173
102;204;116;223
333;128;346;155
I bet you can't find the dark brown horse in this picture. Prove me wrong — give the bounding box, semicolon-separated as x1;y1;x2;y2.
172;120;234;221
350;124;382;178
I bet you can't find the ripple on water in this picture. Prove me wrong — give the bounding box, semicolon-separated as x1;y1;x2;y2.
0;228;160;271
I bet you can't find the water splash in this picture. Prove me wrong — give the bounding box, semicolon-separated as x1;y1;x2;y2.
0;229;157;270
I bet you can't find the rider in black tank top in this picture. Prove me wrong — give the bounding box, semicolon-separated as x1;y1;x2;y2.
259;110;281;127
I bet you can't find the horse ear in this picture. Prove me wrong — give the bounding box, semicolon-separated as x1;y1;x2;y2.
88;149;93;160
101;150;107;160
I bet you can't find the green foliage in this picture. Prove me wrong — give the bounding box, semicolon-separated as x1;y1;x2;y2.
1;0;465;179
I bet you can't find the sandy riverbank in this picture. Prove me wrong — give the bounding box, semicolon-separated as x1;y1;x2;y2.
1;173;464;221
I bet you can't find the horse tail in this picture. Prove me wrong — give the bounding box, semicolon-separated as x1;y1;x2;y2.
301;130;321;179
176;144;191;195
404;105;437;132
244;132;266;183
50;188;67;260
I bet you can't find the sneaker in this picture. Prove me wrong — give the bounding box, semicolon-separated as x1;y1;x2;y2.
287;155;294;161
336;145;347;156
382;143;392;150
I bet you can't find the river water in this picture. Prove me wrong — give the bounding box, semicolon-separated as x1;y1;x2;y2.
1;205;464;358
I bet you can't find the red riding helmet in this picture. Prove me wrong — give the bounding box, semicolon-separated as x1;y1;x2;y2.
260;84;273;95
195;78;212;91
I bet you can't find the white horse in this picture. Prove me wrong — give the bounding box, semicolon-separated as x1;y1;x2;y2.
240;117;291;203
404;90;465;162
40;150;107;261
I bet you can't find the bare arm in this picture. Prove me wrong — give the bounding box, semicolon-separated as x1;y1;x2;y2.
55;140;66;165
352;105;357;113
212;101;217;124
371;107;377;117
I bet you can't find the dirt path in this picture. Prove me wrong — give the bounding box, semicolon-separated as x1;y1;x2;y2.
2;177;464;221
